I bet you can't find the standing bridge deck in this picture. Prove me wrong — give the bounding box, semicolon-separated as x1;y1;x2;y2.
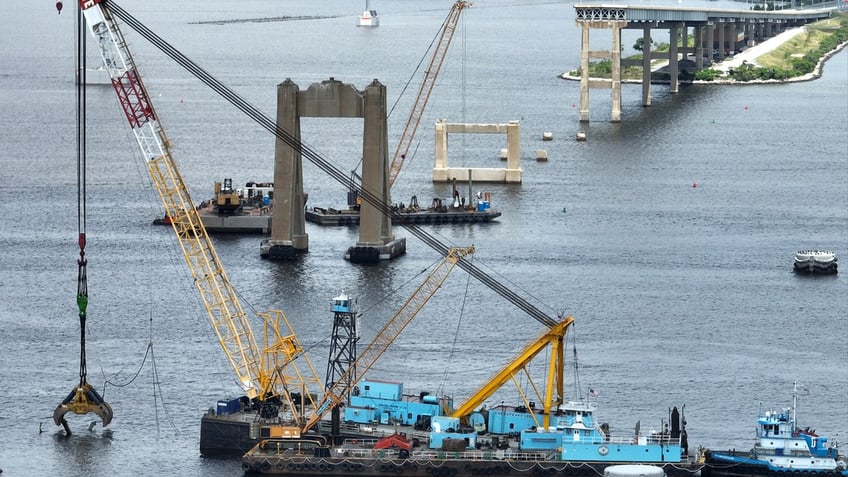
573;4;835;121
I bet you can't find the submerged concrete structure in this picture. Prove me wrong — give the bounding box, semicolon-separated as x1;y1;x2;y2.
432;119;522;184
573;5;831;122
260;77;405;262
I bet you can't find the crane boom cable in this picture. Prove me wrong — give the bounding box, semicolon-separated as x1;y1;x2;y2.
75;0;89;386
53;2;114;433
106;1;558;330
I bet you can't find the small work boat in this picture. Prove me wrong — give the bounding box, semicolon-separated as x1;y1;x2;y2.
703;383;848;477
793;250;838;274
358;0;378;26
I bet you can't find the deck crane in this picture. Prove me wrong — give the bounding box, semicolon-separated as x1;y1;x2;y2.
449;316;574;430
77;0;323;426
301;246;475;434
387;0;470;189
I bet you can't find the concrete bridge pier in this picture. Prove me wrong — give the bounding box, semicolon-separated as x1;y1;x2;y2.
260;77;405;263
261;79;309;260
578;19;626;122
695;25;706;69
641;26;652;107
746;22;757;47
346;79;405;263
668;22;680;94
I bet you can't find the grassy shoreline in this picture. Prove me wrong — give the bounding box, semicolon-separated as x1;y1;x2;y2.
564;12;848;83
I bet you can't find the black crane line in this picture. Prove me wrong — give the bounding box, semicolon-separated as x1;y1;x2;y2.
76;0;90;386
106;1;559;330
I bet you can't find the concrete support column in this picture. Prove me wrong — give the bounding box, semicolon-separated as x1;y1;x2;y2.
579;23;591;122
269;78;308;254
707;25;715;62
610;23;622;122
641;26;652;107
719;23;728;60
434;121;448;171
505;121;521;182
695;25;705;69
668;23;680;94
746;22;757;47
358;79;393;247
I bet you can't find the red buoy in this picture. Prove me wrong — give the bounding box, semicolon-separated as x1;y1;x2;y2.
56;1;63;14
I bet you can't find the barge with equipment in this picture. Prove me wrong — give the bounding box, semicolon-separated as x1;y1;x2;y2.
153;179;273;234
306;191;500;226
241;401;700;476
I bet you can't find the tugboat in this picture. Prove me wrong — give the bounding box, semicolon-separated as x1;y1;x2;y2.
793;250;838;274
703;383;848;477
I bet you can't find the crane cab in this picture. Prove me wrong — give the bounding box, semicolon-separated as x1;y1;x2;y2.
331;293;353;313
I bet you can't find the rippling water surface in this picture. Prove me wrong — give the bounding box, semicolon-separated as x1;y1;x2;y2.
1;1;846;476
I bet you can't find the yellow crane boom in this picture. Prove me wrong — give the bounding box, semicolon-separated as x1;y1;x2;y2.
388;0;470;189
302;246;475;432
79;0;322;422
450;316;574;430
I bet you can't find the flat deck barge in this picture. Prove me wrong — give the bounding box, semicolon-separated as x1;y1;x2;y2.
305;206;501;226
242;439;705;476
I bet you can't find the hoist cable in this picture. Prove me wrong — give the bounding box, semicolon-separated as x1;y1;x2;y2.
76;0;90;386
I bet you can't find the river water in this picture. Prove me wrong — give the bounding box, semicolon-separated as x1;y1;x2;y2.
0;0;846;476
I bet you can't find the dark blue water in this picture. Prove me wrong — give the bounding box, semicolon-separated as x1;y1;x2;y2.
1;1;846;475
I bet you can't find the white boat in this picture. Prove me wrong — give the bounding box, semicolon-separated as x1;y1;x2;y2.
793;250;837;274
358;0;378;26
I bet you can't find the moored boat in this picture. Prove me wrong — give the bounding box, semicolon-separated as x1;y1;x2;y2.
793;250;838;274
358;0;379;27
153;179;273;234
702;384;848;477
306;192;501;226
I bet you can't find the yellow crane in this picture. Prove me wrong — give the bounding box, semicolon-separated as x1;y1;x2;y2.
301;246;475;433
449;315;574;430
387;0;470;189
78;0;323;425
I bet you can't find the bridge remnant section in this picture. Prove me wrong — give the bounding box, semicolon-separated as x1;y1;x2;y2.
573;5;832;122
261;77;405;263
432;119;522;184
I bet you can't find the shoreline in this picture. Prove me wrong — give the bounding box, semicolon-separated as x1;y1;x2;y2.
559;32;848;85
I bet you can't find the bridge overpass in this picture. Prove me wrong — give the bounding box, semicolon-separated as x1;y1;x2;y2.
573;4;834;121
